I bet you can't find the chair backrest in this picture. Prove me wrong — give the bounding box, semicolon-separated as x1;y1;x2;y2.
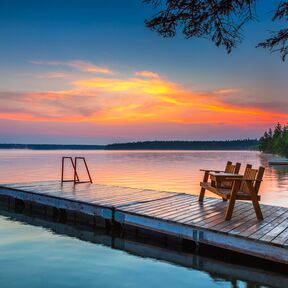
254;166;265;193
240;164;265;194
221;161;241;188
225;161;241;174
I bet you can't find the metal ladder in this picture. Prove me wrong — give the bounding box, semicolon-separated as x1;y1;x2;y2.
61;156;93;184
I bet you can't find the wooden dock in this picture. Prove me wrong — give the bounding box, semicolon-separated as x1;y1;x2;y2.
0;180;287;264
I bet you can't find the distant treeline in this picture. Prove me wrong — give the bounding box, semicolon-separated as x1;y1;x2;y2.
259;123;288;157
0;144;105;150
0;140;259;150
105;140;259;150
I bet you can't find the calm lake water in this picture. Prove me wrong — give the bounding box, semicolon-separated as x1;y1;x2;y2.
0;206;287;288
0;150;288;288
0;149;287;206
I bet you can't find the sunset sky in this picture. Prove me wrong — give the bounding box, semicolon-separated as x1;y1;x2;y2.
0;0;287;144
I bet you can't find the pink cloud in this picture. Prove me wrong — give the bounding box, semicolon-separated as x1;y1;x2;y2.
30;60;113;74
214;88;241;94
36;72;70;79
135;70;160;79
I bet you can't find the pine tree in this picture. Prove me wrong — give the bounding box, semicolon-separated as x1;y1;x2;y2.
259;123;288;157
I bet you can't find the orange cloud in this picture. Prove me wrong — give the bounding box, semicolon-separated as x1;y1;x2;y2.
0;68;287;128
67;60;112;74
73;77;175;94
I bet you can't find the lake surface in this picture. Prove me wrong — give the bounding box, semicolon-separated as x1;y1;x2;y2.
0;149;287;207
0;150;288;287
1;206;288;288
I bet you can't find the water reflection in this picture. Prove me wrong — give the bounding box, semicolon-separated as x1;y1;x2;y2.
0;150;287;207
0;205;287;288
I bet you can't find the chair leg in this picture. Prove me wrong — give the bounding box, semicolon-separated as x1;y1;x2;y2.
225;198;236;220
199;171;209;202
199;187;206;202
252;198;263;220
225;180;240;220
246;181;263;220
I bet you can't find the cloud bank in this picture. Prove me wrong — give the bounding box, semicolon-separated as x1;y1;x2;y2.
0;60;287;142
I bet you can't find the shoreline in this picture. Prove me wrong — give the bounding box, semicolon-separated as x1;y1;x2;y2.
0;140;259;151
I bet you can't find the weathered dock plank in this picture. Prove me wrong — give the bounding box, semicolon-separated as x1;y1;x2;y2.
0;183;113;219
273;227;288;245
0;180;287;264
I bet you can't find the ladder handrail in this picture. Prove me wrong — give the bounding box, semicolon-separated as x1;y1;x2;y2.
75;157;93;183
61;156;92;184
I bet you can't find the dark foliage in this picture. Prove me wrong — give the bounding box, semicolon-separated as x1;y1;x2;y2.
144;0;288;60
106;139;258;150
0;141;258;150
259;123;288;157
257;1;288;61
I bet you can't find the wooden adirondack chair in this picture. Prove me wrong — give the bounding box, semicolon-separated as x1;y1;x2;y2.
200;164;265;220
199;161;241;202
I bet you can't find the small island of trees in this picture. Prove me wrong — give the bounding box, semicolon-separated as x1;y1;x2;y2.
259;123;288;157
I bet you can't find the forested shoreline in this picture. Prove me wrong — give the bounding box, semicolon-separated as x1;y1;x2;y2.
0;144;105;150
259;123;288;157
105;140;258;150
1;131;287;155
0;140;258;150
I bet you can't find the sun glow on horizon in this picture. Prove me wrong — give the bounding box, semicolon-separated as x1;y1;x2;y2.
0;60;287;138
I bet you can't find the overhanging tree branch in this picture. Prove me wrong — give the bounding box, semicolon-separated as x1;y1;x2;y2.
144;0;288;61
257;1;288;61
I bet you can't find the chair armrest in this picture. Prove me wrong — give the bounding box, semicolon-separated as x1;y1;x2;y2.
200;169;225;173
224;177;262;182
